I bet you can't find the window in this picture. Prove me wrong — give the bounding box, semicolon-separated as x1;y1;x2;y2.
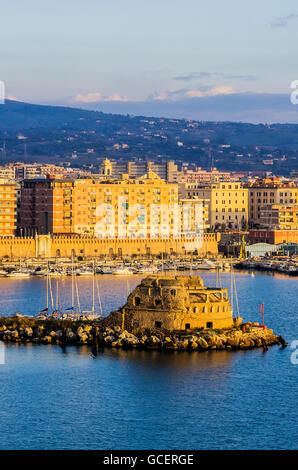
206;322;213;329
155;321;162;328
154;299;161;306
170;289;176;296
134;297;141;306
185;323;190;330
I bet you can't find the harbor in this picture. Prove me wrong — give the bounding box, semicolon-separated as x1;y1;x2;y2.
0;270;296;450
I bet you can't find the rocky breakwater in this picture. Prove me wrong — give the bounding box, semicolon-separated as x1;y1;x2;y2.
98;323;286;351
0;316;287;352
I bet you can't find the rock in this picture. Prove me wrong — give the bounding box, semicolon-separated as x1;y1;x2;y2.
42;336;52;343
10;330;19;338
146;336;161;348
65;329;76;342
78;333;89;343
34;326;45;338
24;327;33;337
83;325;93;334
123;337;139;348
104;327;114;336
104;335;115;345
197;337;208;349
111;339;123;348
77;326;84;335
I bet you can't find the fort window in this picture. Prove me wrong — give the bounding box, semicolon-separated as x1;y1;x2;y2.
154;299;161;306
170;289;176;296
206;322;213;329
155;321;162;328
185;323;190;330
134;297;141;306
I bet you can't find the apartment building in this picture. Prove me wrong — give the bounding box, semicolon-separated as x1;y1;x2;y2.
246;178;298;226
0;181;18;236
180;182;248;230
19;172;180;237
20;178;74;235
260;204;298;230
99;158;179;182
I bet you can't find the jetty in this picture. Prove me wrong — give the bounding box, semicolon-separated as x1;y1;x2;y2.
0;275;287;352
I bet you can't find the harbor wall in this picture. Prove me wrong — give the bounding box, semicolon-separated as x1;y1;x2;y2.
0;233;219;259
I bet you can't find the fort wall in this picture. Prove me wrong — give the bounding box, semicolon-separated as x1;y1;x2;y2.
0;233;219;259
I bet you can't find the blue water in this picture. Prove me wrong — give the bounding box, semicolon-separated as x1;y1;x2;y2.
0;272;297;450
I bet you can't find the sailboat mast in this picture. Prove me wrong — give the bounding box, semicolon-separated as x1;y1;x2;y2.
230;259;234;315
46;267;49;310
49;276;54;312
71;253;74;308
92;260;95;313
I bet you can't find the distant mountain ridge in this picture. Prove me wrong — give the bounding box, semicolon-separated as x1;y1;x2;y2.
0;99;108;130
1;99;298;148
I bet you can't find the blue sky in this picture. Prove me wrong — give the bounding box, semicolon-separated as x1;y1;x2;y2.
1;0;298;122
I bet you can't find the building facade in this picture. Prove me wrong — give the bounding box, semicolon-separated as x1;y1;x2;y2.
99;158;179;182
246;178;298;227
0;181;18;236
260;204;298;230
180;182;248;230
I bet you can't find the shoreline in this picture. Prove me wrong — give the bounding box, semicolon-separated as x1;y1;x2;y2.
0;316;287;353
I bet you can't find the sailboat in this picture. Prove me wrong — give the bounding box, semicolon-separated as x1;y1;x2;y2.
71;263;104;320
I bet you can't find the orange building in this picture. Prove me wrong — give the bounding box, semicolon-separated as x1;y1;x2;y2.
249;229;298;245
0;182;18;236
19;178;73;235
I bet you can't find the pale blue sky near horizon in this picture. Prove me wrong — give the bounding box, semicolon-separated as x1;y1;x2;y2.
1;0;298;122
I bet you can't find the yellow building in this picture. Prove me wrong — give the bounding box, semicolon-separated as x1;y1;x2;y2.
0;181;18;236
71;172;179;237
185;182;248;230
246;178;298;227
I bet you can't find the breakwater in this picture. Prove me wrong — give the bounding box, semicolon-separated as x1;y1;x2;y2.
0;316;286;352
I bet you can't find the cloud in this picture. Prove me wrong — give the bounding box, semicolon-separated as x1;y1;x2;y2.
270;13;298;28
150;86;236;101
173;72;257;82
68;92;298;124
74;92;138;103
6;95;21;101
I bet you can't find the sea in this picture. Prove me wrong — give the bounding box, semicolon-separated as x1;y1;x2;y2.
0;271;297;450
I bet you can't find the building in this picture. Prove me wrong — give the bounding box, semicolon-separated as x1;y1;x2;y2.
249;229;298;245
180;182;248;230
246;178;298;227
99;158;179;182
19;178;74;235
260;204;298;230
19;173;180;237
104;275;238;332
0;181;18;236
178;167;232;184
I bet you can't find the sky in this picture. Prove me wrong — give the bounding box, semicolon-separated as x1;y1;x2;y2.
1;0;298;122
